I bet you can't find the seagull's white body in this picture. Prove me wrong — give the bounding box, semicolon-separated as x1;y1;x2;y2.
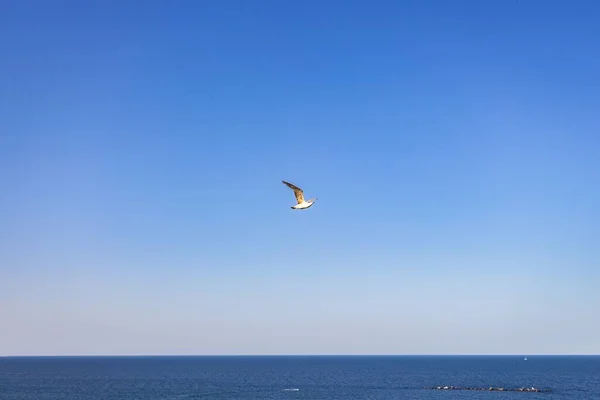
292;201;314;210
282;180;317;210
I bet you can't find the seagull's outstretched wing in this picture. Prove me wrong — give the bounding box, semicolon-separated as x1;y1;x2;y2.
282;180;304;204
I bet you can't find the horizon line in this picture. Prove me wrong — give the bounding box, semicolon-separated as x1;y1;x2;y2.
2;353;599;358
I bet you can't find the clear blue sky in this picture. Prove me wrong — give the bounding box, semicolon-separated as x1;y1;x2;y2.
1;0;599;356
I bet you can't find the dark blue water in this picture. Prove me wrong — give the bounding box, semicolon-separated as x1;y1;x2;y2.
1;356;599;399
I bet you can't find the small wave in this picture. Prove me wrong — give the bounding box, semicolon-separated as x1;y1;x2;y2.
283;388;299;391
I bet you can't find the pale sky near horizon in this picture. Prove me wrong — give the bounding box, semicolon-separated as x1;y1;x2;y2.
1;1;599;356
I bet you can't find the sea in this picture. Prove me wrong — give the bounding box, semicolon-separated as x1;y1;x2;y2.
1;356;599;400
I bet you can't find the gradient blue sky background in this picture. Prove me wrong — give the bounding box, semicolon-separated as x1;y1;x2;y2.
1;0;599;356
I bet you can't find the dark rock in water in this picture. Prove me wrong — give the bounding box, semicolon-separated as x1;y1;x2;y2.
424;385;551;393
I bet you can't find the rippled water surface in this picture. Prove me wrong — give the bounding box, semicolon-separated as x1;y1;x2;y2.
1;356;599;399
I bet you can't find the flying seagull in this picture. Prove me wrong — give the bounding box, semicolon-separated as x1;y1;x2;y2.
282;180;318;210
